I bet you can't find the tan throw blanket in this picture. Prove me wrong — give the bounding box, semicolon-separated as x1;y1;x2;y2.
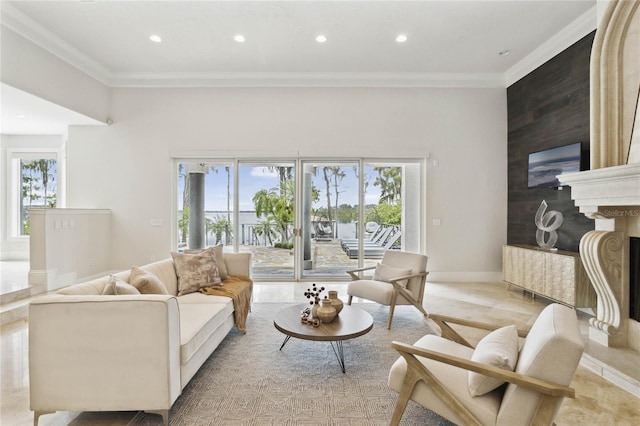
199;276;253;333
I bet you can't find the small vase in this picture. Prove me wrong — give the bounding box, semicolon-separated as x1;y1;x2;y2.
317;298;337;323
311;303;319;319
328;290;344;315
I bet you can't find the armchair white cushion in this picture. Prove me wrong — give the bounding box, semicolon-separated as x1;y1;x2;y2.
468;324;519;396
347;251;428;329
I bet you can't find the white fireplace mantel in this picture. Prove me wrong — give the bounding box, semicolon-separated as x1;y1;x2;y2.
560;163;640;217
560;164;638;348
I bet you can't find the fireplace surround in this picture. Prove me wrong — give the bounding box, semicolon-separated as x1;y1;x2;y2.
560;0;640;351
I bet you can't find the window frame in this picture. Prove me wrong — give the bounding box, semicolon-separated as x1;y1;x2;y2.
171;156;426;281
5;149;61;240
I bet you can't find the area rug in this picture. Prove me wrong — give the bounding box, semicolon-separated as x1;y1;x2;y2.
128;302;455;426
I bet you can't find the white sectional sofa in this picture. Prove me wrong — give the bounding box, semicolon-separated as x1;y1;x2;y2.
29;252;251;426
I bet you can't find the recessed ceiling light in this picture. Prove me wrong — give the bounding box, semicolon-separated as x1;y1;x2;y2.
396;34;408;43
149;34;162;43
499;49;511;56
234;34;246;43
17;114;26;119
316;35;327;43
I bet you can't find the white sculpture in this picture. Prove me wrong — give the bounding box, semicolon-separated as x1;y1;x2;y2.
535;200;563;249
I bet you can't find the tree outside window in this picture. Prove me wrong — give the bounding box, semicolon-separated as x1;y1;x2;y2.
20;159;57;235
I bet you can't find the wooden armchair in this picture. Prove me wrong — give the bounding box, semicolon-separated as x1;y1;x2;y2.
388;303;584;425
346;251;428;329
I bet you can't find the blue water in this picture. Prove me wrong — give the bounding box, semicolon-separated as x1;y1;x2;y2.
202;211;357;245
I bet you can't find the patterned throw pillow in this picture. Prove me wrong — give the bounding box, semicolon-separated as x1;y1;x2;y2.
184;245;228;281
102;274;141;295
129;266;169;295
171;251;222;296
468;325;520;396
373;263;412;288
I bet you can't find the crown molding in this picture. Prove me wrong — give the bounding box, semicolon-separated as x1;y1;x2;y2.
107;72;506;88
2;1;595;90
0;2;113;85
0;2;503;89
505;5;597;87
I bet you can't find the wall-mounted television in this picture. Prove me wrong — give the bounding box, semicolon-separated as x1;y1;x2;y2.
527;142;583;189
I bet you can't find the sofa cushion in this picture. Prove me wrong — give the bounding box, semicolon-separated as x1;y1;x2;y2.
138;258;179;296
172;251;222;296
185;245;228;281
57;276;109;295
212;245;228;281
177;301;231;364
468;325;519;396
348;279;415;305
129;266;170;295
102;275;141;295
177;292;235;317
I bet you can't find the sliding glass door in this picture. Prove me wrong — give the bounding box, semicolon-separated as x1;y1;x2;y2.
238;162;295;279
300;160;422;279
176;158;423;281
300;161;360;278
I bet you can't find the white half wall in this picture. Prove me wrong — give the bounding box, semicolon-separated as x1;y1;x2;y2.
66;87;507;277
29;208;112;290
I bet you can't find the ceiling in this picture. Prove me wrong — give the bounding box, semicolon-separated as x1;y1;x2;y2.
1;83;104;135
1;0;597;134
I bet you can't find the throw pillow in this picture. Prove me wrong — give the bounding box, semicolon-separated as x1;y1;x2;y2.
185;245;228;281
468;324;520;396
373;262;412;288
102;274;141;295
129;266;169;295
172;251;222;296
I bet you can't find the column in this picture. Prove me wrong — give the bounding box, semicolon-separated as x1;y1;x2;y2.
188;165;206;250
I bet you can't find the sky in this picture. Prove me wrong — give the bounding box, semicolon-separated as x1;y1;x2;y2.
177;165;383;211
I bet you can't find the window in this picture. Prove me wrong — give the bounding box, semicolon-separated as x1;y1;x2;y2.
7;151;58;237
19;158;57;235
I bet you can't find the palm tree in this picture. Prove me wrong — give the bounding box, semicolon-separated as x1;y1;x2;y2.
21;161;41;234
178;207;189;245
34;159;56;208
254;217;278;246
206;215;232;245
374;166;402;205
329;167;345;237
322;167;332;223
252;180;294;243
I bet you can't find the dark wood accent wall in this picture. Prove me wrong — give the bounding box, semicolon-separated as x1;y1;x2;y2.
507;32;596;252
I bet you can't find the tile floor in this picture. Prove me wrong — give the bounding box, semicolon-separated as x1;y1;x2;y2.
0;261;30;295
1;280;639;425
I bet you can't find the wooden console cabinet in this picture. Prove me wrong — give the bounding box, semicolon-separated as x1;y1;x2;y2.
503;244;597;308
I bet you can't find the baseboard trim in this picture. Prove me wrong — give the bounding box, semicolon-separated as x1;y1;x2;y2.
427;272;503;283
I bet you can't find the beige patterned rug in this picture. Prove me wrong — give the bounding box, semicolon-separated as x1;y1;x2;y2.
128;302;454;426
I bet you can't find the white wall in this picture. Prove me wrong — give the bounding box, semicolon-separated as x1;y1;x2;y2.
0;26;110;124
66;87;508;278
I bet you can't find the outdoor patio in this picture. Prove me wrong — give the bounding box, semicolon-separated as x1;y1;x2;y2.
239;239;379;278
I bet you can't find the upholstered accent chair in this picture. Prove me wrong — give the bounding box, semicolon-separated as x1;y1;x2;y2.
388;303;585;426
346;251;428;329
